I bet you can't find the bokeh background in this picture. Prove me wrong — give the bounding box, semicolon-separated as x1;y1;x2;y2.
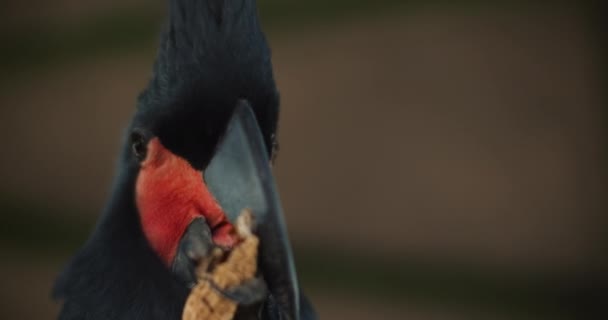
1;0;606;319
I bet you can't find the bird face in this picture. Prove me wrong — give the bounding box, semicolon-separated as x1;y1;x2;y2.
126;100;278;284
126;101;300;319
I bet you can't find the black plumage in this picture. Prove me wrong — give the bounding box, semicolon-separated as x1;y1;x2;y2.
136;0;279;170
53;1;313;319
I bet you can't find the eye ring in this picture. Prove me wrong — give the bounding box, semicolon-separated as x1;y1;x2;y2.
130;131;147;161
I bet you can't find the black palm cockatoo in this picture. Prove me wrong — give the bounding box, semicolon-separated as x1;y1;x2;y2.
52;0;316;319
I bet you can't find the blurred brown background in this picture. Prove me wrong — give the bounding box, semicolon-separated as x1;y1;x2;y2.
0;1;606;319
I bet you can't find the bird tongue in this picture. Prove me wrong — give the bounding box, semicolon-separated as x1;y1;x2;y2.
210;222;237;248
205;101;300;320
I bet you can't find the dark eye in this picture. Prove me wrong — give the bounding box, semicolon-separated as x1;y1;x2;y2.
131;131;147;161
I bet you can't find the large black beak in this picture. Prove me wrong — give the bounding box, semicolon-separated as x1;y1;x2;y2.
205;101;300;320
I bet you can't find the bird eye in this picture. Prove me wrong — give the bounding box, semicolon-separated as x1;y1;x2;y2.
131;131;147;161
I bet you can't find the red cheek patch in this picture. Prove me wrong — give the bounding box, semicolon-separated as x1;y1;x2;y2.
136;138;236;265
